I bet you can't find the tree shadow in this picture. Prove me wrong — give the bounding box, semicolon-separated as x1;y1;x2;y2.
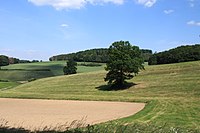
96;82;137;91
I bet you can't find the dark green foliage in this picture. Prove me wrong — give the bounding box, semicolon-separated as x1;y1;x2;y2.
141;49;153;62
0;127;29;133
0;55;9;69
1;56;37;66
104;41;144;87
73;49;109;63
50;48;109;63
19;60;31;63
9;57;33;64
49;48;152;63
0;79;9;82
31;60;39;63
148;54;157;65
63;59;77;75
9;57;20;64
19;60;40;63
28;78;37;82
149;44;200;65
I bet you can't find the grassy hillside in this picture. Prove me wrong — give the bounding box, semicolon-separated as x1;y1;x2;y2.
0;61;105;81
2;61;66;76
0;61;199;130
0;70;55;81
0;81;20;91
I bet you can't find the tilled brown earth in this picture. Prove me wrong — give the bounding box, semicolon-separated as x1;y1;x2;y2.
0;98;145;130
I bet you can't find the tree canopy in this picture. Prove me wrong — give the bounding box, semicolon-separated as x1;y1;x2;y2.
149;44;200;65
63;59;77;75
104;41;144;88
49;48;152;63
50;48;109;63
0;55;9;69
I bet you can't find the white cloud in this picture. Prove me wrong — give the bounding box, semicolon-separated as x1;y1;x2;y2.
88;0;124;5
164;9;174;14
0;48;15;52
190;3;194;7
188;0;196;7
135;0;157;7
61;23;69;28
28;0;124;10
187;20;200;26
28;0;86;10
187;20;195;25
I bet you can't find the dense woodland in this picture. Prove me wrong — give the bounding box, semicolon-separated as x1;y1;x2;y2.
0;55;40;68
149;44;200;65
49;48;152;63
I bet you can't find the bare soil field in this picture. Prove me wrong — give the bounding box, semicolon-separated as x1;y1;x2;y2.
0;98;145;130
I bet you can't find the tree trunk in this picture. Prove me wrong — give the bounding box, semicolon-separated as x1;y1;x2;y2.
118;68;124;86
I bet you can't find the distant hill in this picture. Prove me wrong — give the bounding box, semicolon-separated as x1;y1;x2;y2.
149;44;200;65
49;48;152;63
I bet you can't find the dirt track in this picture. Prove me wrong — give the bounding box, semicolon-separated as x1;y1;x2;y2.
0;98;145;130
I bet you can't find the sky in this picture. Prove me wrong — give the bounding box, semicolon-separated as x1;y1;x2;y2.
0;0;200;61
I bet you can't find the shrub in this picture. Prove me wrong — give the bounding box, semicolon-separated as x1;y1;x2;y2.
28;78;37;82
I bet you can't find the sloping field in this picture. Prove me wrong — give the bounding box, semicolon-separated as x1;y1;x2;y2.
0;61;64;81
0;82;19;91
0;70;54;81
0;61;200;130
0;98;145;130
0;61;105;81
2;61;66;76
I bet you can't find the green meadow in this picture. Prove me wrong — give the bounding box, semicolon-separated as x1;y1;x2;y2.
0;81;20;91
0;61;200;130
0;61;104;81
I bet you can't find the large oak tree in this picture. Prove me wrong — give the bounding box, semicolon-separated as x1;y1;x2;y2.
105;41;144;88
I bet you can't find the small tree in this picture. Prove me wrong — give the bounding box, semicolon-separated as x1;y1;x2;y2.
105;41;144;88
0;55;9;69
63;59;77;75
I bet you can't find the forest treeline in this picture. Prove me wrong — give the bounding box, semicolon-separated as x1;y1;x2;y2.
0;55;41;68
49;48;152;63
149;44;200;65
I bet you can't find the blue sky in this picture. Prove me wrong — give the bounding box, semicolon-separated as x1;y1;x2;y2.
0;0;200;61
